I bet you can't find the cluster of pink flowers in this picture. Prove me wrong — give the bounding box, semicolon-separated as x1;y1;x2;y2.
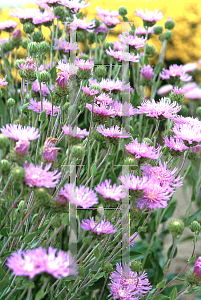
160;64;192;82
81;216;117;235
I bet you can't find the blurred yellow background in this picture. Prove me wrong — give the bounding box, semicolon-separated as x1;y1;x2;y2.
0;0;200;64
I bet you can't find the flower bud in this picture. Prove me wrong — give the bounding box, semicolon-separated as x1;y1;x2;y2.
90;84;102;94
23;22;35;34
0;159;11;175
39;41;50;54
168;219;185;237
1;42;13;53
103;262;113;274
78;266;86;277
76;30;86;42
165;18;175;30
86;32;95;45
7;98;15;108
154;25;163;35
79;54;90;61
11;166;26;182
0;134;9;149
145;44;156;57
34;187;49;201
32;31;44;43
38;71;51;83
56;72;69;87
123;157;138;170
130;260;143;273
54;5;68;19
77;69;92;80
15;140;30;155
189;221;201;233
163;30;173;41
94;66;107;79
15;59;25;70
71;144;85;159
27;42;39;55
118;6;127;16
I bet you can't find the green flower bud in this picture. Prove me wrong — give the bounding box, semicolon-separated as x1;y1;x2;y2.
103;262;113;274
39;109;47;121
123;157;138;170
154;25;163;35
0;134;9;149
188;152;200;161
169;90;184;104
79;54;90;61
1;42;14;53
186;270;201;286
92;18;100;28
130;260;143;272
21;39;28;49
54;5;68;19
142;138;153;146
78;266;86;277
39;41;50;54
23;22;35;34
189;221;201;233
103;42;114;51
163;30;173;41
71;144;85;159
143;20;156;28
34;187;49;201
52;216;62;228
0;159;11;175
77;68;92;80
38;71;51;83
32;31;44;43
94;66;107;79
86;32;95;45
165;19;175;30
168;219;185;237
11;166;26;182
27;42;39;55
76;30;86;42
118;6;128;16
7;98;15;108
145;44;156;57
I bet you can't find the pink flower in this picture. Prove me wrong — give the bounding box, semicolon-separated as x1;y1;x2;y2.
157;84;173;95
118;33;146;49
95;179;128;201
33;8;54;25
96;24;113;34
31;80;50;95
0;77;8;87
113;41;124;51
62;125;89;138
99;78;123;92
182;82;197;92
194;257;201;278
105;47;140;63
53;39;80;52
15;140;30;155
82;86;99;96
56;72;69;87
111;101;136;117
135;98;181;119
160;64;192;82
0;20;17;30
12;28;21;39
185;88;201;99
81;216;117;235
97;125;131;139
27;98;59;116
119;174;149;192
164;136;188;152
135;8;164;22
1;124;39;141
43;137;60;162
182;62;197;73
95;93;114;105
96;7;119;18
135;26;154;35
172;122;201;144
18;57;36;71
75;59;94;70
23;162;61;188
9;7;39;20
125;138;161;160
67;16;95;32
141;65;154;80
99;16;120;26
173;86;184;94
7;247;78;279
58;0;91;13
86;103;116;118
56;61;78;75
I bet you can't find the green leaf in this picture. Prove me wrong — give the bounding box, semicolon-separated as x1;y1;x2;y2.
108;154;116;162
90;163;97;176
161;201;177;223
39;109;47;122
94;247;100;259
154;295;169;300
4;58;10;69
0;275;9;292
188;255;197;264
174;277;185;281
40;119;48;132
170;286;177;300
24;231;39;243
76;12;82;19
0;227;10;237
156;279;166;289
187;208;201;225
5;192;15;201
154;62;163;76
0;198;10;204
0;266;5;279
93;272;104;281
9;230;23;237
35;287;44;299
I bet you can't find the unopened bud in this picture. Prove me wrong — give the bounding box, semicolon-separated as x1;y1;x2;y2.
39;41;50;54
118;6;127;16
165;18;175;30
189;221;201;233
38;71;51;83
154;25;163;35
23;22;35;34
71;144;85;159
0;134;9;149
0;159;11;175
11;166;26;182
168;219;185;237
27;42;39;55
103;262;113;274
7;98;15;108
78;266;86;277
32;31;44;43
163;30;173;41
130;260;143;272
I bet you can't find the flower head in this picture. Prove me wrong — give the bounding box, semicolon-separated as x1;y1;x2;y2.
27;98;59;116
172;121;201;144
7;247;78;279
81;216;117;235
0;77;8;87
67;16;95;32
111;101;137;117
23;162;61;188
59;0;91;13
141;65;154;80
43;137;60;162
56;61;78;75
1;124;39;141
194;257;201;278
160;64;192;82
86;103;116;118
62;125;89;138
95;179;128;201
125;138;161;160
33;8;54;25
9;7;39;20
82;86;99;96
97;125;131;139
135;8;164;22
118;32;146;49
164;136;188;152
135;26;154;35
106;47;140;63
0;20;17;31
157;84;173;95
12;28;22;39
53;39;80;52
75;59;94;70
56;72;69;87
31;80;50;96
95;93;114;105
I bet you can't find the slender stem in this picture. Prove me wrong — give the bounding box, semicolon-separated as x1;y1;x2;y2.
151;119;160;140
98;274;108;300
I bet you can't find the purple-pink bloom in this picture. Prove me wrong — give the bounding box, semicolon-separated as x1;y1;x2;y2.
95;93;114;105
125;138;161;160
95;179;128;201
62;125;89;138
1;124;39;141
164;136;188;152
67;16;95;32
111;101;137;117
118;33;146;49
18;57;36;71
7;247;78;279
56;61;78;75
160;64;192;82
119;174;148;192
0;77;8;87
9;7;39;20
31;80;50;95
135;8;164;22
99;15;120;26
141;65;154;80
86;103;116;118
15;140;30;155
58;0;91;13
23;162;61;188
56;72;69;87
194;257;201;278
172;122;201;144
0;20;17;30
33;8;54;25
82;86;99;96
135;98;181;119
109;262;152;299
53;39;80;52
99;78;124;92
27;98;59;116
97;125;131;139
43;137;60;162
12;28;21;39
185;87;201;99
113;41;124;51
183;62;197;73
173;86;184;94
96;6;119;18
157;84;173;95
135;26;154;35
75;59;94;70
81;216;117;235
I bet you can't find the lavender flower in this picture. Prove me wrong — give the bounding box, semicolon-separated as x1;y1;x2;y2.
33;8;54;25
160;64;192;82
157;84;173;95
118;33;146;49
86;103;116;118
7;247;78;279
135;26;154;35
75;59;94;70
164;136;188;152
82;86;99;96
27;98;59;116
56;72;69;87
62;125;89;138
135;8;164;22
56;61;78;75
95;179;128;201
43;137;60;162
97;125;131;139
0;77;8;87
31;80;50;96
125;138;161;160
172;122;201;144
0;20;17;31
193;257;201;277
81;216;117;235
141;65;154;80
59;0;91;13
67;16;95;32
111;101;137;117
95;93;114;105
23;162;61;188
1;124;39;141
106;47;140;63
9;7;39;20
